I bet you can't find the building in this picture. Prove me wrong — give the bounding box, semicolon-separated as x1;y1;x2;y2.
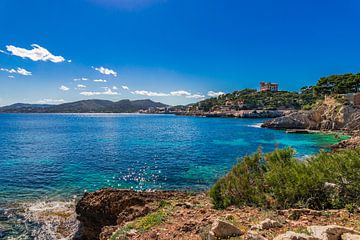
260;82;279;92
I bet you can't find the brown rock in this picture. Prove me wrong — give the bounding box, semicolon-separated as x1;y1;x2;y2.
210;219;243;238
75;188;187;240
273;231;317;240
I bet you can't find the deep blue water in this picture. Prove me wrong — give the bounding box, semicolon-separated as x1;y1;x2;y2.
0;113;345;204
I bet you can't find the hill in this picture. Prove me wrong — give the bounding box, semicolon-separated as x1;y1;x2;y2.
0;99;168;113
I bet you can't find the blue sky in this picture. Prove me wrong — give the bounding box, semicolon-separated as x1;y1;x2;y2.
1;0;360;106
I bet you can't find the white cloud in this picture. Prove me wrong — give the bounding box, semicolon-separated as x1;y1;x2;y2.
122;85;129;90
16;68;32;76
0;67;32;76
112;86;118;90
73;77;88;81
208;91;225;97
94;79;107;83
5;44;66;63
94;66;117;77
59;85;70;91
80;87;119;96
132;90;170;97
186;94;205;99
77;84;87;88
132;89;205;99
8;75;15;78
37;99;65;104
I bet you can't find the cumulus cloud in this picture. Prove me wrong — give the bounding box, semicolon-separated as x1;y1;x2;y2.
77;84;87;88
132;90;170;97
207;91;225;98
122;85;129;90
5;44;66;63
112;86;118;90
37;99;65;104
93;79;107;83
73;77;88;81
93;66;117;77
80;87;119;96
59;85;70;91
0;67;32;76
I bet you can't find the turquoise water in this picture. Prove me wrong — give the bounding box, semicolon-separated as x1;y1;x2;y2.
0;113;347;238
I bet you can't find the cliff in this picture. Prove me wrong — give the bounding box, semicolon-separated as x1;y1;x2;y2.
261;97;360;133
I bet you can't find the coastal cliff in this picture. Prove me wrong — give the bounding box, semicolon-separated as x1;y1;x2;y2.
262;96;360;133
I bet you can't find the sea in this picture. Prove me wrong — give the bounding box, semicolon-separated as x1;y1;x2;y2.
0;113;348;239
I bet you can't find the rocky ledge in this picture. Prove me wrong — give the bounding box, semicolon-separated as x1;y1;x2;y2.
75;188;360;240
261;97;360;133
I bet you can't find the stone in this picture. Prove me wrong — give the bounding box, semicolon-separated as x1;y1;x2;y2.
252;218;283;230
342;233;360;240
210;219;243;239
308;225;360;240
273;231;317;240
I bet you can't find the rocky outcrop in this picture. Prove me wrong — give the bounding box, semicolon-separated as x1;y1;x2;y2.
331;136;360;151
75;188;187;240
262;97;360;133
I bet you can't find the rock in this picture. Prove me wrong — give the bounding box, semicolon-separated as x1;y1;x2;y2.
252;218;283;230
208;220;243;239
331;137;360;151
308;225;360;240
273;231;317;240
245;230;268;240
75;188;187;240
262;97;360;134
342;233;360;240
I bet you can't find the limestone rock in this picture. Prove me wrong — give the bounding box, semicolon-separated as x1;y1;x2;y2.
308;225;360;240
273;231;317;240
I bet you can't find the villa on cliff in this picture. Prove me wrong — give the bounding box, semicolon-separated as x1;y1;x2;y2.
260;82;279;92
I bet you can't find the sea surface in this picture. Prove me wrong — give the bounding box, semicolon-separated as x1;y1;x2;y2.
0;114;348;239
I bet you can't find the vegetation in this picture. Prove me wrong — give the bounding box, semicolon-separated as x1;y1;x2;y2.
210;147;360;210
314;73;360;96
191;73;360;112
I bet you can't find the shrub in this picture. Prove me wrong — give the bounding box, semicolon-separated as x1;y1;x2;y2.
209;148;360;210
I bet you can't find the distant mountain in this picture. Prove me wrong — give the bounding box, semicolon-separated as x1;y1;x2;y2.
0;99;168;113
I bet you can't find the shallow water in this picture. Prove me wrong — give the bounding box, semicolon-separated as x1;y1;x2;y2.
0;113;348;239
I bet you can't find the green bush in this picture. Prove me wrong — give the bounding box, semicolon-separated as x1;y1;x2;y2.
210;148;360;210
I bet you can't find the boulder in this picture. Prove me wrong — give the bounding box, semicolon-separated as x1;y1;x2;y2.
308;225;360;240
209;220;243;239
342;233;360;240
273;231;317;240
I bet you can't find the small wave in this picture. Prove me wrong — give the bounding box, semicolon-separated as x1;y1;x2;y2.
247;123;263;128
1;200;79;240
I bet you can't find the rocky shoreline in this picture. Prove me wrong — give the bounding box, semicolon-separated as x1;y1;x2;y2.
74;189;360;240
261;97;360;149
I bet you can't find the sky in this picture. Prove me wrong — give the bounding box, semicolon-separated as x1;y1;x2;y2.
1;0;360;106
